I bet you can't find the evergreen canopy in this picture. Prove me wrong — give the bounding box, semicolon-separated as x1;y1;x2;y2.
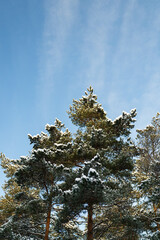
0;87;159;240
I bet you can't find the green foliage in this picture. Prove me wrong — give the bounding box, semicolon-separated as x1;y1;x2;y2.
2;87;156;240
56;88;138;239
135;113;160;236
67;86;106;127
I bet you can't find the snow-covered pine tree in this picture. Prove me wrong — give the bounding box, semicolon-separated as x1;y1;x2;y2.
0;154;42;240
0;154;23;226
56;86;138;240
0;119;83;240
55;154;104;240
136;113;160;238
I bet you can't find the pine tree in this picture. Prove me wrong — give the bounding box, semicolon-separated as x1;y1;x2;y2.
0;120;82;240
14;119;83;240
0;154;42;240
0;154;21;226
56;87;138;240
135;113;160;238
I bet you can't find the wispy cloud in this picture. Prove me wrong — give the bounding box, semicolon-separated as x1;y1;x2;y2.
137;73;160;130
36;0;160;129
78;0;120;91
37;0;79;120
104;0;160;125
105;0;139;117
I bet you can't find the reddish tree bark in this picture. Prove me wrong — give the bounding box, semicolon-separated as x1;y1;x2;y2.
44;202;52;240
87;203;93;240
153;203;160;231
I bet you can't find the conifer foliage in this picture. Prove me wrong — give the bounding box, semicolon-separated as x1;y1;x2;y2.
136;114;160;238
66;87;138;240
0;87;140;239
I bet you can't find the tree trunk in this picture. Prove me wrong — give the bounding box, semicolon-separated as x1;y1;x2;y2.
87;203;93;240
44;202;52;240
153;203;160;231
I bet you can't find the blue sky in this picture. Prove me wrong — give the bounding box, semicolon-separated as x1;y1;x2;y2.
1;0;160;195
